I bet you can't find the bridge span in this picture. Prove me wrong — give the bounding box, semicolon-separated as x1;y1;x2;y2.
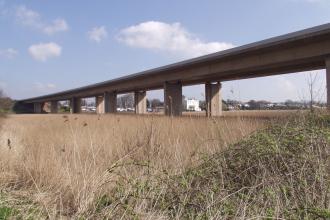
19;23;330;116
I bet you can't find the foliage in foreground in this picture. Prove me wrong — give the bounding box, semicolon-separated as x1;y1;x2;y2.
0;193;42;220
90;114;330;219
0;114;263;219
0;113;329;219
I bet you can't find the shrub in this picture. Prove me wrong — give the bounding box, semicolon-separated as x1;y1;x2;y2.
102;113;330;219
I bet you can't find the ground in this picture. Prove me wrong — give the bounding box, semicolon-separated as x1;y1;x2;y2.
0;110;329;219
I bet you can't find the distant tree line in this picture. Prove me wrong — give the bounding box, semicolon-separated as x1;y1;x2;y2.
116;93;165;109
222;99;326;111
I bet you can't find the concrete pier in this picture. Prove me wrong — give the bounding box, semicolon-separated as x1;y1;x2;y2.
70;97;81;113
164;82;182;116
205;82;222;117
326;58;330;110
96;96;105;114
34;102;43;113
50;101;58;113
104;92;117;113
134;91;147;114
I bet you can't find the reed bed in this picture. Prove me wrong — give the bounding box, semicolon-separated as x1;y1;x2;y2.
0;113;286;218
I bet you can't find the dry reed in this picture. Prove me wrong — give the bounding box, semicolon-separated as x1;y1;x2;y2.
0;113;267;218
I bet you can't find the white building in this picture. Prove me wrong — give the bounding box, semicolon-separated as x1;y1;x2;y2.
186;98;201;111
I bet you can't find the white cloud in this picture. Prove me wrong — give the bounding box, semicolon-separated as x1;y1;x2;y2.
34;82;57;91
28;42;62;62
88;26;108;42
15;5;69;35
15;5;41;28
118;21;234;58
43;18;69;35
0;48;18;58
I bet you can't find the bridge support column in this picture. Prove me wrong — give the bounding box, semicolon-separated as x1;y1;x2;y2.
134;91;147;114
34;102;43;113
70;97;81;113
205;82;222;117
50;101;58;113
104;92;117;113
164;81;182;116
326;58;330;110
96;96;105;114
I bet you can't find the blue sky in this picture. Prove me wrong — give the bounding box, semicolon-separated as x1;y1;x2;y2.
0;0;329;102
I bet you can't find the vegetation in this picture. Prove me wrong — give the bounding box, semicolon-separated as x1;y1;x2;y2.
0;90;13;115
0;111;329;219
0;193;42;219
101;113;330;219
59;105;70;113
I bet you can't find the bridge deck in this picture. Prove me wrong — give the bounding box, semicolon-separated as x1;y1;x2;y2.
21;23;330;103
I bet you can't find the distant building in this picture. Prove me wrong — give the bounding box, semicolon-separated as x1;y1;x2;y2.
266;103;275;108
227;105;235;111
186;98;201;111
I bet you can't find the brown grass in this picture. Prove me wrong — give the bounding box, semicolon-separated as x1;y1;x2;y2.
0;112;275;218
0;111;327;219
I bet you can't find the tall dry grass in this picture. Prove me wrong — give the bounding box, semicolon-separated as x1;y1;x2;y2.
0;113;268;218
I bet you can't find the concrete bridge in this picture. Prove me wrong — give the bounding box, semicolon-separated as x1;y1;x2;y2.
19;23;330;116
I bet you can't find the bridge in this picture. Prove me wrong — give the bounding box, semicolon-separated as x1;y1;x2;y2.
19;23;330;116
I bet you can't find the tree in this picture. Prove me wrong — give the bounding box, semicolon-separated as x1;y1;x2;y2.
117;94;134;108
0;89;13;113
306;72;325;112
222;100;228;111
147;99;150;108
300;72;326;111
150;99;163;108
247;100;258;109
307;73;317;112
199;100;206;111
226;99;242;110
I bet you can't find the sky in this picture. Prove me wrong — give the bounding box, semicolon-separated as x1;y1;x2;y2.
0;0;330;102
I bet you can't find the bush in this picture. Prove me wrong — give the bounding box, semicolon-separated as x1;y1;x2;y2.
0;97;13;113
100;113;330;219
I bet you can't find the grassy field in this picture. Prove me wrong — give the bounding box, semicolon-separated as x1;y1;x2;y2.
0;110;329;219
